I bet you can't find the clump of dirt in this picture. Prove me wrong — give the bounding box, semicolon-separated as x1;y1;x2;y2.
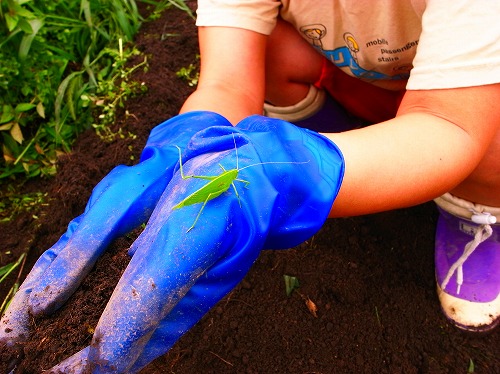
1;2;498;373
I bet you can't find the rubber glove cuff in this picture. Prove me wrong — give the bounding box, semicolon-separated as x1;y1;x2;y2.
237;115;344;248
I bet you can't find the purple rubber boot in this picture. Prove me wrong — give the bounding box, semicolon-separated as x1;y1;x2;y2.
264;85;367;133
435;193;500;332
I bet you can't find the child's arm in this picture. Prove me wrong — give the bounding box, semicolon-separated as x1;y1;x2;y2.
327;84;500;217
180;25;500;218
181;26;267;124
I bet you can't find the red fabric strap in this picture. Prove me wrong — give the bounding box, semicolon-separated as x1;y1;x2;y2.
314;58;405;123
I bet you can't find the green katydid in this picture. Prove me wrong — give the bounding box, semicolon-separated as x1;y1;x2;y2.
172;135;308;232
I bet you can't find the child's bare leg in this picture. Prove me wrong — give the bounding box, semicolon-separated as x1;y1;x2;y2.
264;19;356;132
450;131;500;207
265;18;323;106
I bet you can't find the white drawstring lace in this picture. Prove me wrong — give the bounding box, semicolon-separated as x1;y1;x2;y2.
440;221;493;295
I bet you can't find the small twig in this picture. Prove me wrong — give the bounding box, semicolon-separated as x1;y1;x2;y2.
227;298;254;308
308;235;316;249
270;257;282;271
375;306;382;327
209;351;234;366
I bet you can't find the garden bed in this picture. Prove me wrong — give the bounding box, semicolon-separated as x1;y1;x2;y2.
1;3;498;373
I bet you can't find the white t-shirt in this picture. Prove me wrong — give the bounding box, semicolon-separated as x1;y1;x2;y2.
196;0;500;91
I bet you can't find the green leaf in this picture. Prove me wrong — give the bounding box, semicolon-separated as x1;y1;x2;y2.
468;358;475;373
1;106;15;124
80;0;93;28
5;14;19;32
284;275;300;297
18;18;44;60
11;3;35;19
0;263;13;278
54;71;83;128
17;17;34;34
15;103;36;113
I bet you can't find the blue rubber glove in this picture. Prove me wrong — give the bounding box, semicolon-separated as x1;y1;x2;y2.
0;112;231;351
48;115;344;373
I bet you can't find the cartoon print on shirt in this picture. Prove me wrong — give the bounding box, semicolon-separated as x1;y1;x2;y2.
299;24;326;48
300;26;412;81
343;33;359;64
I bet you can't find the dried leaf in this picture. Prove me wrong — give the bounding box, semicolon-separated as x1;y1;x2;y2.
0;122;13;131
36;102;45;118
10;122;24;144
35;143;44;155
2;144;14;163
305;297;318;318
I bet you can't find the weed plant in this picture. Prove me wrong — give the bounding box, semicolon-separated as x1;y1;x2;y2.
0;0;189;180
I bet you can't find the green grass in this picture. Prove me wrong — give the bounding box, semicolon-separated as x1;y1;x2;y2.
0;0;191;180
176;54;200;87
0;252;26;315
0;182;48;222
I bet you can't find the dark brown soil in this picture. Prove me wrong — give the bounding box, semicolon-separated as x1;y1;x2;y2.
1;3;499;373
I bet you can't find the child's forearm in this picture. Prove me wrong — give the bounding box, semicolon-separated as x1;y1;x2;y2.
326;112;486;217
180;26;267;125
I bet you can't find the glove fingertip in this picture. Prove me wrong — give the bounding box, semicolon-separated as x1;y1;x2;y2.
28;283;66;317
47;346;90;373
